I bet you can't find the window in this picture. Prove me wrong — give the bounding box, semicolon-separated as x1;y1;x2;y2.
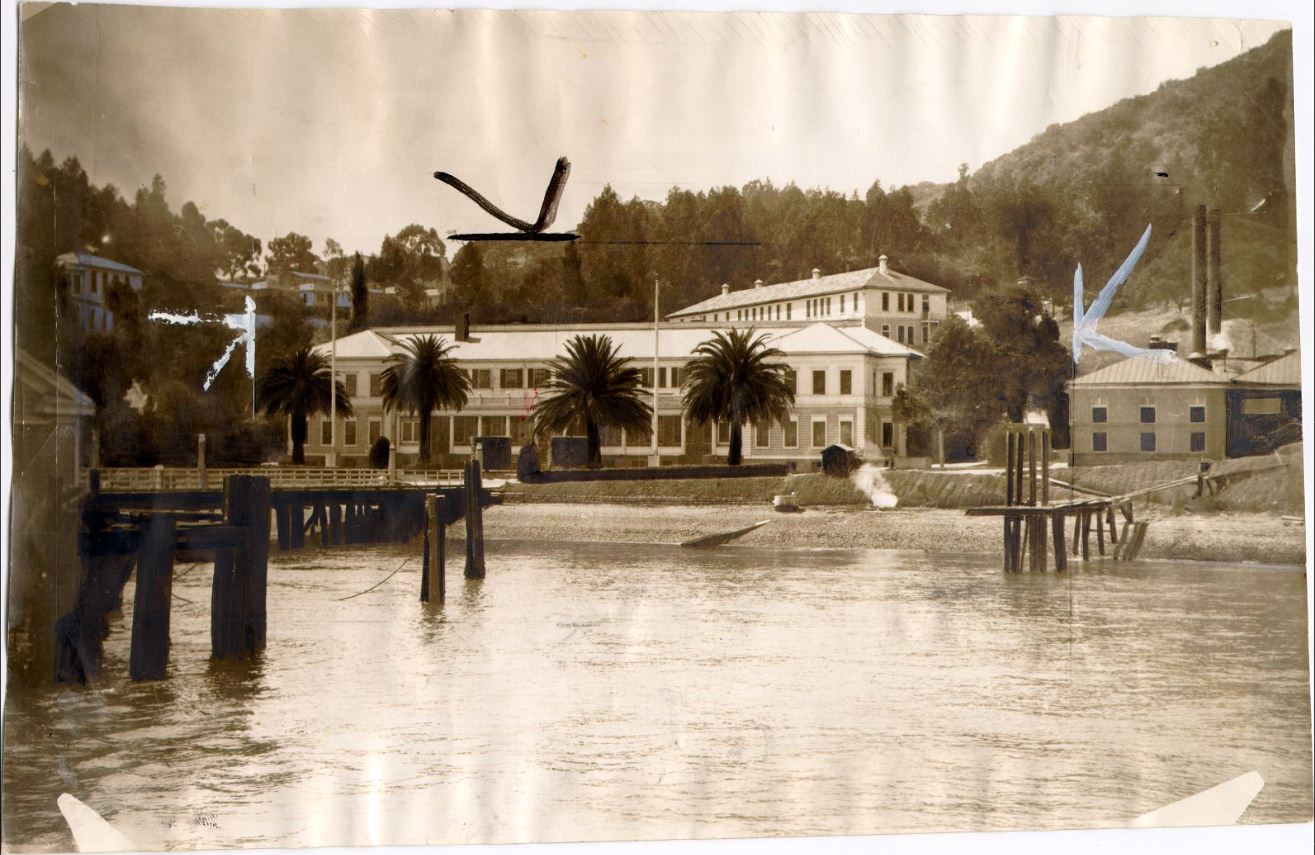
1242;397;1282;415
1189;405;1206;423
401;418;420;444
922;294;930;315
343;418;357;447
839;420;854;447
826;297;832;314
453;415;478;446
812;370;826;395
599;423;623;447
342;373;358;397
840;294;846;313
812;419;827;448
882;292;890;312
529;368;551;387
1140;432;1156;452
626;423;651;446
897;327;905;344
907;294;915;313
481;416;508;436
783;418;798;448
669;367;680;387
1092;406;1108;424
906;326;915;342
784;369;797;394
321;418;333;446
897;293;905;312
500;368;524;389
786;303;792;320
922;324;930;344
471;369;492;389
658;415;682;447
881;324;891;337
658;367;667;387
1190;432;1206;453
839;370;852;395
1092;432;1108;452
369;373;383;397
882;372;894;397
716;420;732;445
881;421;894;448
1139;406;1156;424
755;420;771;448
369;417;382;445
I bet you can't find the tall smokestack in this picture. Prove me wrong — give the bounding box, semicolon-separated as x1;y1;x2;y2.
459;312;470;341
1207;207;1222;336
1191;204;1207;356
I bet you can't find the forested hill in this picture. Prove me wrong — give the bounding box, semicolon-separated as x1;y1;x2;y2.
932;28;1295;310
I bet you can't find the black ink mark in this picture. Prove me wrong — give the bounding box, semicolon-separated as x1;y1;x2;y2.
434;156;571;233
450;232;580;242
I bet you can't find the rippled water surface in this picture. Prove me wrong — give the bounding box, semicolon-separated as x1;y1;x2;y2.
4;539;1311;850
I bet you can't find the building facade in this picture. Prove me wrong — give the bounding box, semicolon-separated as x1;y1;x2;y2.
308;320;921;469
55;252;145;333
666;256;949;348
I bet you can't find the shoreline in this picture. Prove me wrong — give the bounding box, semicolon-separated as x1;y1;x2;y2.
483;502;1309;567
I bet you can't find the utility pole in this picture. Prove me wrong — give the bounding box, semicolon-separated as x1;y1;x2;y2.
329;271;338;468
650;276;661;468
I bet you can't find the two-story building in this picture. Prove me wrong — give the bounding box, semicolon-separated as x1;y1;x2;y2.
666;256;949;347
307;320;921;469
55;252;145;333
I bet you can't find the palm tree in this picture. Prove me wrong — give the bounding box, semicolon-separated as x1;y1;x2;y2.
682;328;795;465
257;346;352;464
531;334;652;467
380;334;470;463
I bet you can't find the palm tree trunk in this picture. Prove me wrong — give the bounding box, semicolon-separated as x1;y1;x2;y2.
418;411;431;464
586;419;602;467
728;423;743;466
290;414;307;465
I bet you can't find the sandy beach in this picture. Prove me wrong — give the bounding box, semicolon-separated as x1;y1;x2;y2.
486;502;1308;566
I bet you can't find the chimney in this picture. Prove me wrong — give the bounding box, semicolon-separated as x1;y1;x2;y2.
1191;205;1207;356
878;254;888;275
753;279;764;289
811;268;821;280
459;312;470;341
721;283;730;296
1207;207;1222;336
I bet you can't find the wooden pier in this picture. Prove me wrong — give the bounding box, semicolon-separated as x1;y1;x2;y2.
59;463;495;684
966;426;1147;572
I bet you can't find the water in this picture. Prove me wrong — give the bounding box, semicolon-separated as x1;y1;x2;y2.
3;539;1311;850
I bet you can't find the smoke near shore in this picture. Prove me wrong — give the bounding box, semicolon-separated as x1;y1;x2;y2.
851;465;899;509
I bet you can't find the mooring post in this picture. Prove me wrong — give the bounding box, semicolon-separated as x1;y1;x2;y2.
212;475;271;659
1041;429;1051;506
422;494;446;603
289;496;305;550
197;433;208;489
464;460;486;579
273;499;290;551
1005;431;1016;507
129;514;175;681
1051;512;1067;572
1096;509;1106;556
329;502;343;545
1027;429;1037;506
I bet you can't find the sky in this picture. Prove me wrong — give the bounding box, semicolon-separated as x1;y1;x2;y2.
17;5;1291;257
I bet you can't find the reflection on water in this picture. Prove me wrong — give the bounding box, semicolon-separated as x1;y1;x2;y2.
3;539;1312;850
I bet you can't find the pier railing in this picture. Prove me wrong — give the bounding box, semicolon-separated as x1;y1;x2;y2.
86;466;466;492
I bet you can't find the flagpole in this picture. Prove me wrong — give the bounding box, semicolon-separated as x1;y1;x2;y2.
651;276;660;467
329;272;337;468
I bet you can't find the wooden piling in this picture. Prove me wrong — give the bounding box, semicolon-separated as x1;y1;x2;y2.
211;475;271;659
274;500;290;551
1041;430;1051;507
1027;430;1037;506
464;460;486;579
422;495;446;603
1006;432;1016;507
289;498;305;549
329;503;343;545
129;514;175;681
1051;512;1067;572
1096;510;1105;556
1081;511;1091;561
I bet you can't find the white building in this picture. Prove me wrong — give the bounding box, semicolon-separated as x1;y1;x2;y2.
666;256;949;347
308;320;923;469
55;252;144;333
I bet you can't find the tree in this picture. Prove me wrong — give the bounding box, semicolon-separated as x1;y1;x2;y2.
256;346;351;464
449;243;487;309
530;334;653;466
348;252;369;332
379;335;471;463
265;232;319;280
681;328;795;465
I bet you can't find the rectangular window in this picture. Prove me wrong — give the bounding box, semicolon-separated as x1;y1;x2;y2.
881;421;894;448
1189;405;1206;423
897;293;905;312
839;420;854;447
839;370;852;395
882;292;890;311
907;293;915;313
599;423;623;447
840;294;846;313
783;418;798;448
500;368;524;389
922;294;930;314
369;417;382;445
529;367;551;387
321;418;333;446
471;369;492;390
658;367;668;387
401;418;420;444
897;327;905;343
626;423;651;446
343;373;358;397
1139;406;1156;424
343;418;357;447
812;419;827;448
669;367;680;387
640;367;654;388
882;372;894;397
1190;432;1206;453
1140;432;1156;452
881;324;891;337
481;416;508;437
1092;406;1108;424
922;324;930;344
1092;432;1108;452
716;420;732;445
812;370;826;395
369;373;383;397
1242;397;1282;415
786;303;792;320
658;415;682;447
755;420;771;448
453;415;478;446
